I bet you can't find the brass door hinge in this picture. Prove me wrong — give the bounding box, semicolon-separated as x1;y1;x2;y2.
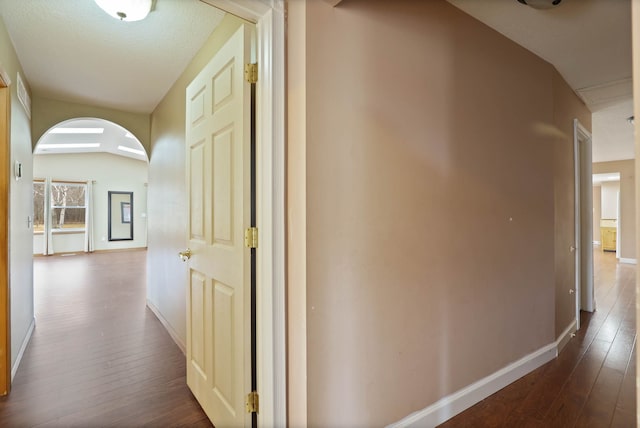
246;390;259;413
244;227;258;248
244;63;258;84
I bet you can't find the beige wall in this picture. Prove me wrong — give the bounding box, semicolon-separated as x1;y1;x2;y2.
146;13;245;347
31;96;151;153
0;17;34;370
288;0;591;425
593;160;636;260
593;185;602;242
551;70;592;338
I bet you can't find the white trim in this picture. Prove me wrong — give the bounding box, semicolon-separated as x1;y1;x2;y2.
573;120;580;329
573;118;595;330
593;240;601;245
193;1;286;426
619;258;637;265
11;317;35;381
387;331;578;428
200;0;273;23
255;6;287;428
146;300;185;354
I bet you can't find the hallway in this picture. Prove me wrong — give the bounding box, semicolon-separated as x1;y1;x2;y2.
0;250;211;427
440;249;636;427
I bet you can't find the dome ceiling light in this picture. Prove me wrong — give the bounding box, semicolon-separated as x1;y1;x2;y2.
516;0;563;9
94;0;153;22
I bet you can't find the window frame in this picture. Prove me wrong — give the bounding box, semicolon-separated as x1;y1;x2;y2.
34;179;88;234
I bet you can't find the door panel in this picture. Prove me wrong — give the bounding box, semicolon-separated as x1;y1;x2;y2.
189;141;206;241
185;25;252;427
213;129;234;244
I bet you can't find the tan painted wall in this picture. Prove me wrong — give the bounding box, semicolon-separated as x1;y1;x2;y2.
286;0;308;425
0;17;34;370
31;96;151;153
593;185;602;242
146;13;245;347
593;160;636;260
551;70;592;338
288;0;591;425
632;3;640;424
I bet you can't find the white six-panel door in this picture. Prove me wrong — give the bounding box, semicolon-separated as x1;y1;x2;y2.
185;25;252;427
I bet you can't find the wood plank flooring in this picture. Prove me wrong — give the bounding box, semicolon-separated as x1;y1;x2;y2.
439;249;636;427
0;250;212;427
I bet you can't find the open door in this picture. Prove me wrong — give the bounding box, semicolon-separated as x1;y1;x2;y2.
0;74;10;395
574;118;595;330
184;25;254;427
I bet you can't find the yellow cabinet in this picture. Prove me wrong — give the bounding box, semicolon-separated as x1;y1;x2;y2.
600;219;617;252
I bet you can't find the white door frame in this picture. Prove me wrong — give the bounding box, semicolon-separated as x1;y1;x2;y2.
573;118;595;330
199;1;286;426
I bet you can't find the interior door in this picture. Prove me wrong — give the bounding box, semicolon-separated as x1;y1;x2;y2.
185;25;252;427
0;84;10;396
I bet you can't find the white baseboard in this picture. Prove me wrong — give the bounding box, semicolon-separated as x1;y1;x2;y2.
146;299;186;354
618;258;637;265
11;317;35;381
387;332;572;428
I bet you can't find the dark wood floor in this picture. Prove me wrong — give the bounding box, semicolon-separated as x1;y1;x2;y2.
439;249;636;427
0;250;212;427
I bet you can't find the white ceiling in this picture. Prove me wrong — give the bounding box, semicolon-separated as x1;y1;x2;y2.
0;0;226;113
447;0;634;162
0;0;226;159
0;1;634;162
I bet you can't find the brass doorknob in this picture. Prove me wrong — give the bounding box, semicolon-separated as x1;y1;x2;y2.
179;249;192;262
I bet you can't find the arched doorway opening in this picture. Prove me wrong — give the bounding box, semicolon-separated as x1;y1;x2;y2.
33;118;149;256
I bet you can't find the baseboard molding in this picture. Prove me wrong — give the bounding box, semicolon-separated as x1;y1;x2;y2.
618;258;637;265
146;300;186;355
388;338;563;427
11;317;35;381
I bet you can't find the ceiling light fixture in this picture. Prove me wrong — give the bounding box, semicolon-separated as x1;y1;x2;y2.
627;116;634;125
516;0;562;10
40;143;101;149
94;0;153;22
48;127;104;134
117;145;146;156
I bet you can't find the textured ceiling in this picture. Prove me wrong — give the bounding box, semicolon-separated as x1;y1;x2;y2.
447;0;633;162
1;0;634;162
0;0;226;113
